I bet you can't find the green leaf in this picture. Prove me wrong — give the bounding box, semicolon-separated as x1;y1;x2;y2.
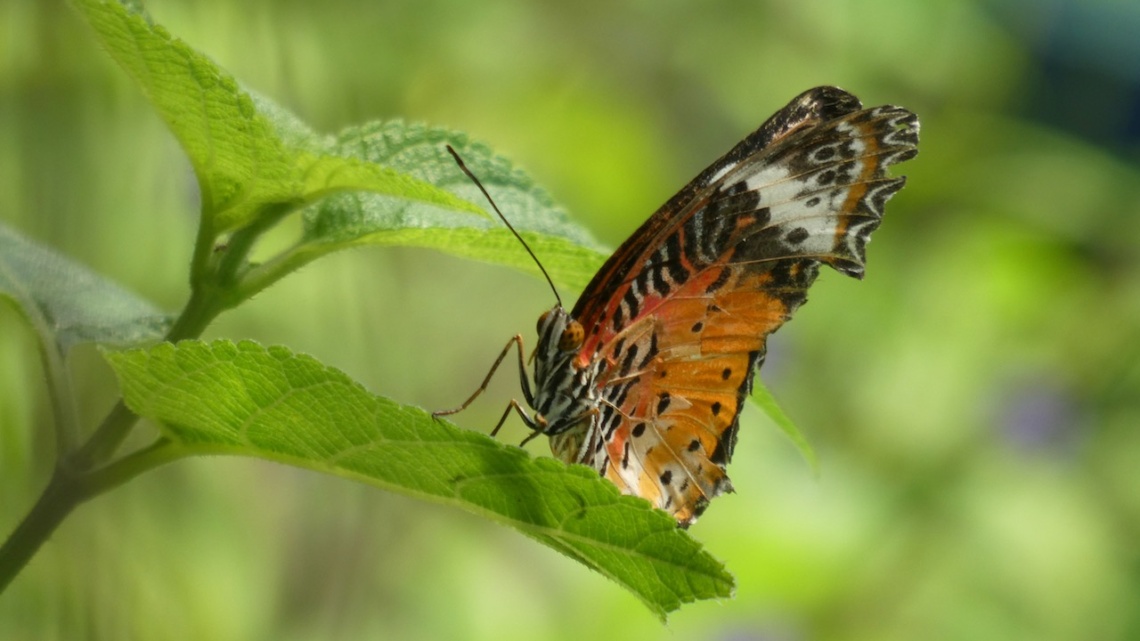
72;0;478;233
72;0;607;293
752;378;818;474
104;339;735;619
297;121;609;292
0;223;170;351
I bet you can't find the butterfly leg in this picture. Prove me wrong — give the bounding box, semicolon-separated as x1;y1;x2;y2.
432;334;535;419
491;399;546;444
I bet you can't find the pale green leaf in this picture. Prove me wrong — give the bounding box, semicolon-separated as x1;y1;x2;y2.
298;121;609;292
752;378;818;474
0;223;169;351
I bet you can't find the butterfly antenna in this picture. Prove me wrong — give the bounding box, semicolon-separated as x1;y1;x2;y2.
446;144;562;307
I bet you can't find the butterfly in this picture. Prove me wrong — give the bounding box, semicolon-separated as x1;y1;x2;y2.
438;86;920;526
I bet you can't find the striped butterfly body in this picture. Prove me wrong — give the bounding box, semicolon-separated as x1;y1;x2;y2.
443;86;919;526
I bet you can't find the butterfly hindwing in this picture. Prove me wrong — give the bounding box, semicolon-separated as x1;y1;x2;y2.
559;86;919;525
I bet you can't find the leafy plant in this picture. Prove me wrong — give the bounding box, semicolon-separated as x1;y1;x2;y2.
0;0;737;619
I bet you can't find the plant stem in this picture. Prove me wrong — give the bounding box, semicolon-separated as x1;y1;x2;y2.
67;399;137;473
67;287;222;472
2;207;284;595
81;439;186;496
0;441;184;594
1;224;228;595
37;328;81;459
12;288;83;458
214;204;290;288
236;242;321;302
166;288;225;343
0;473;77;595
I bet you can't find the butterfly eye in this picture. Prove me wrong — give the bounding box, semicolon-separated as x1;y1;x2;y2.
558;320;585;352
536;310;551;334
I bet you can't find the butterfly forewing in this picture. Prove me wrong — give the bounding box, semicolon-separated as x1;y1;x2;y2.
471;88;921;526
543;86;919;526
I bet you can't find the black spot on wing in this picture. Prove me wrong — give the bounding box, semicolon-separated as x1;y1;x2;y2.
710;421;738;466
711;350;762;466
786;227;809;245
662;234;690;286
611;303;624;332
691;496;710;522
650;265;672;296
705;267;731;295
610;378;634;409
598;404;615;431
638;332;659;370
622;287;641;321
709;185;761;217
764;259;819;312
720;181;748;196
619;343;639;376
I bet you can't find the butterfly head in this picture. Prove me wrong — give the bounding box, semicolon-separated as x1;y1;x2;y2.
535;305;584;365
531;305;603;439
538;307;584;352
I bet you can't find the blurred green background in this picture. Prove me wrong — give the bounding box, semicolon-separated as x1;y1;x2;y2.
3;0;1139;639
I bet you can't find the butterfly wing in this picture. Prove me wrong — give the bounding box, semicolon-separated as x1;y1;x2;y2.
567;86;919;525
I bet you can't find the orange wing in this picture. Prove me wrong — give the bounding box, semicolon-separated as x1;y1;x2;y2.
558;87;919;525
